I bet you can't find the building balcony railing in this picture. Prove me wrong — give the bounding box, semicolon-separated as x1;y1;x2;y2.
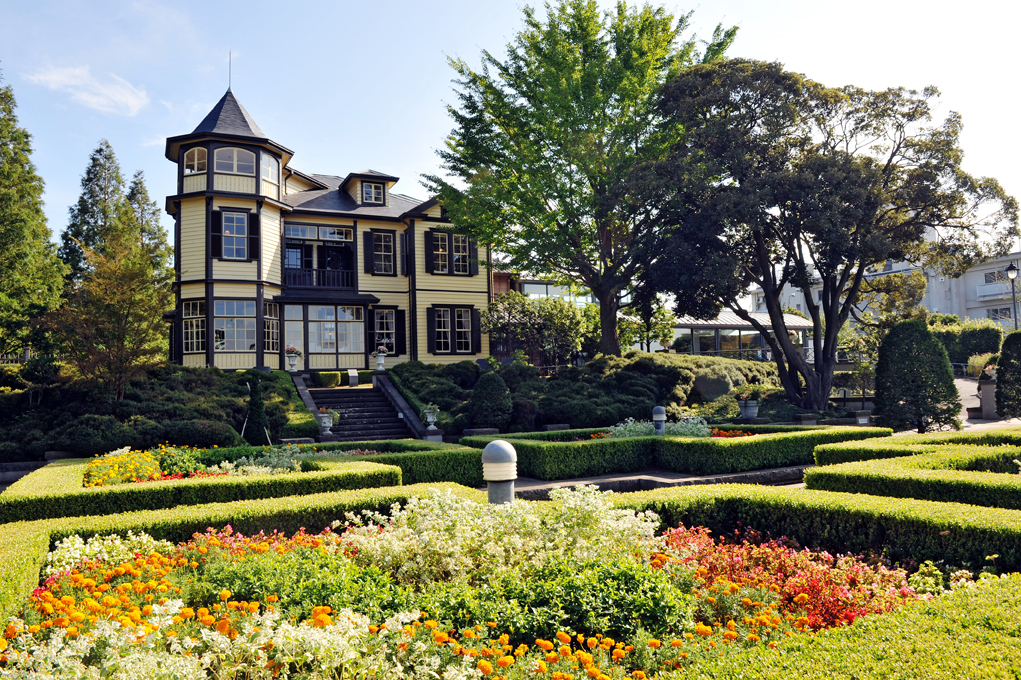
283;268;355;289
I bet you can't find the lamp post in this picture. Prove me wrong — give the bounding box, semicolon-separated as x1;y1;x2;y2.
1006;262;1019;331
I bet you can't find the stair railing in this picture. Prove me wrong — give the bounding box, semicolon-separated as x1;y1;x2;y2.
373;374;440;440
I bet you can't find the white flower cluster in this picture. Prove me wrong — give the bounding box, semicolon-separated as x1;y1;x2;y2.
338;485;660;585
604;416;710;438
0;605;478;680
44;531;175;577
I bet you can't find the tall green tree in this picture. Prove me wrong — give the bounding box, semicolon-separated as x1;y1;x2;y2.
59;139;126;282
45;230;173;400
0;68;65;356
425;0;735;355
874;319;960;433
642;59;1018;409
125;169;173;276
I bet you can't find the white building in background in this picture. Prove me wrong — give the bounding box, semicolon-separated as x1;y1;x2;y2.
749;251;1021;330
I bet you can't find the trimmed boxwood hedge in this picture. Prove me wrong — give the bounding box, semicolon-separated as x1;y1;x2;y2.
668;574;1021;679
0;483;484;625
276;371;320;439
0;459;402;523
613;484;1021;572
805;444;1021;509
814;427;1021;465
460;427;891;479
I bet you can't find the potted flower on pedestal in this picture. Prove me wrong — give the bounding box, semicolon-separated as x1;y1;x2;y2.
371;345;389;371
422;403;440;431
284;346;302;372
318;407;338;435
737;386;762;419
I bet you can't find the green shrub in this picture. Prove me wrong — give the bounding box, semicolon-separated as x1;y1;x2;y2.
814;427;1021;465
996;331;1021;418
243;371;272;446
929;318;1002;364
614;484;1021;572
47;415;134;457
438;360;481;389
312;371;341;388
805;444;1021;509
460;427;890;479
874;319;961;432
693;365;735;401
0;459;403;524
467;371;513;430
274;371;319;439
163;419;244;448
662;574;1021;679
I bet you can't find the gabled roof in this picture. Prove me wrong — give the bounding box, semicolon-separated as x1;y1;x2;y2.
674;312;815;331
281;174;424;220
192;89;266;138
338;170;400;191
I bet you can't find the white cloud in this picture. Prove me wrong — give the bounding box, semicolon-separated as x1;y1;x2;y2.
27;66;150;116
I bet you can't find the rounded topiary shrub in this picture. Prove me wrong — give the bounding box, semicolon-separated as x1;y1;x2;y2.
467;371;513;431
438;360;481;389
874;318;961;433
163;419;244;448
995;331;1021;418
693;366;734;402
243;371;272;446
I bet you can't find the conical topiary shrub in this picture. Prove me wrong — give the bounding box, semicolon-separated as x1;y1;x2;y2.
467;370;513;431
995;331;1021;418
243;371;271;446
874;318;961;433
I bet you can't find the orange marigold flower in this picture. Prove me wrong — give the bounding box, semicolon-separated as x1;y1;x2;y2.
747;634;761;642
218;590;231;602
647;639;661;649
793;593;810;605
497;655;515;668
267;595;279;603
632;673;647;680
587;637;598;649
695;624;713;637
546;652;560;664
535;660;548;673
478;659;494;675
559;645;572;657
556;631;572;644
670;639;683;648
424;620;439;629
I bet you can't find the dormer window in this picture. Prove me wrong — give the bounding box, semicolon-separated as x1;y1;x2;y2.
184;148;206;174
262;153;279;183
214;148;256;175
362;182;384;204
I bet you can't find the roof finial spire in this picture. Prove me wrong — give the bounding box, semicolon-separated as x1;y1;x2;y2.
228;50;232;92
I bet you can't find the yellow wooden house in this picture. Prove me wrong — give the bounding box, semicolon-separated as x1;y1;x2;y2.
164;89;490;372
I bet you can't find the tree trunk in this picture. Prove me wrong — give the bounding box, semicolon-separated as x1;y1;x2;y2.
597;294;621;356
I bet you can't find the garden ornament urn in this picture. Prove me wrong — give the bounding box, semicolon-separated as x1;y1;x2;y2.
482;440;517;504
652;406;666;435
287;354;298;372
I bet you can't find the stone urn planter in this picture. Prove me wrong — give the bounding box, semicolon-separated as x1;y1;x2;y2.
739;399;760;419
318;409;336;435
287;355;298;372
371;345;389;372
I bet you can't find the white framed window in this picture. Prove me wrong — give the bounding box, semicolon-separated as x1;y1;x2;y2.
184;148;207;174
985;271;1009;284
263;303;280;353
989;307;1012;321
435;308;451;353
320;227;353;241
182;301;206;353
214;147;256;175
309;305;336;353
433;233;448;273
362;182;384;204
452;234;470;275
373;232;394;274
222;212;248;259
455;308;471;352
284;224;316;239
374;309;395;353
213;300;256;352
261;153;279;183
337;306;364;353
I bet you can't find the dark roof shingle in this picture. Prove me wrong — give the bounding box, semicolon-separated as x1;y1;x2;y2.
192;90;267;139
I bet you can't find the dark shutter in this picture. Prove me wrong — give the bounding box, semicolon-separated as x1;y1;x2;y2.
366;309;375;356
426;307;436;354
424;230;434;274
302;244;313;270
363;231;374;274
400;232;408;276
248;214;260;260
469;240;479;276
210;211;222;258
471;308;481;355
395;310;407;356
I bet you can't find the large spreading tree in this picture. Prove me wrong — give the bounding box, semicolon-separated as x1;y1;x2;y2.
641;59;1019;409
0;68;65;357
425;0;735;355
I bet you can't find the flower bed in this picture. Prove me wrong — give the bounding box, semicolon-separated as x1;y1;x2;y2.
0;487;931;677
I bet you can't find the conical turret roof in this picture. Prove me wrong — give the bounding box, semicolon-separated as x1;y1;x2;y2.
192;89;266;138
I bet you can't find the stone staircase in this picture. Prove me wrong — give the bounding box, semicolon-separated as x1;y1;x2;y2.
307;385;414;442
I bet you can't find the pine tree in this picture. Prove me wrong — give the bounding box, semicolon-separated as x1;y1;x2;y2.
0;68;65;356
468;371;513;431
243;371;271;446
59;139;126;282
874;319;961;433
124;170;173;283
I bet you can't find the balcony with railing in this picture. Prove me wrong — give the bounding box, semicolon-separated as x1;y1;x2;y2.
976;282;1012;301
283;268;355;289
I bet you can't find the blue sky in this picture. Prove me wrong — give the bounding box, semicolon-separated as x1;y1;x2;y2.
3;0;1018;241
